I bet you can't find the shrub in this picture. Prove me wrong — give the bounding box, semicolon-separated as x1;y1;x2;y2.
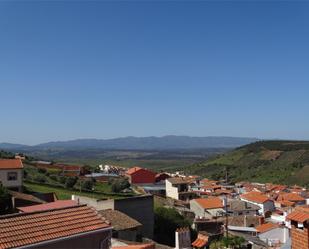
154;206;193;246
82;180;94;190
111;178;130;193
59;176;67;184
0;185;12;214
38;168;47;174
49;175;58;182
65;177;78;189
34;175;46;183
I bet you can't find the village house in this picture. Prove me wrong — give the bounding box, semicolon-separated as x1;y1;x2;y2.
126;167;156;184
0;158;23;191
240;191;275;216
99;209;143;242
286;206;309;249
226;199;260;216
256;223;289;247
190;197;224;219
72;194;154;239
0;205;112;249
276;192;306;206
165;177;197;201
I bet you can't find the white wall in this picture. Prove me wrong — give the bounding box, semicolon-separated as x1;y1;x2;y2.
0;169;23;189
259;227;289;245
165;180;179;200
240;198;274;215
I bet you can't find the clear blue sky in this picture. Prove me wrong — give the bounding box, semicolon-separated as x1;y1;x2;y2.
0;1;308;145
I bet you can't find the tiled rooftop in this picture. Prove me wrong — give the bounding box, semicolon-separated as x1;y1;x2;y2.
99;209;142;231
0;159;23;169
0;205;111;249
194;197;223;209
256;223;278;233
241;191;270;204
18;200;78;213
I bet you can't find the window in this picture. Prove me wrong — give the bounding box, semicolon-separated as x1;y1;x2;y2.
7;172;18;181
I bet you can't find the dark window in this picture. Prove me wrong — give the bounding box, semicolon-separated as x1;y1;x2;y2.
7;172;18;181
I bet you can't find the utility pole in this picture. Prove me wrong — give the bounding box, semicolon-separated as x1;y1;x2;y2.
225;194;228;238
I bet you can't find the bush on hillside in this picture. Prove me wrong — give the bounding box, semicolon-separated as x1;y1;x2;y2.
111;178;130;193
65;177;78;189
34;175;46;183
154;206;194;246
82;180;94;190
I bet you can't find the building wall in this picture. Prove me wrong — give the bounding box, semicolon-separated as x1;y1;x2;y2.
190;200;206;218
165;180;179;200
290;224;309;249
28;229;111;249
240;198;274;215
72;195;154;239
72;195;114;210
0;169;23;189
114;195;154;239
127;170;156;184
258;227;289;245
117;227;142;242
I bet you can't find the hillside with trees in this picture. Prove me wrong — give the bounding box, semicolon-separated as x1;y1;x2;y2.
186;140;309;187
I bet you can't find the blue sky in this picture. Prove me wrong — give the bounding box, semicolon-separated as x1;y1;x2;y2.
0;1;308;144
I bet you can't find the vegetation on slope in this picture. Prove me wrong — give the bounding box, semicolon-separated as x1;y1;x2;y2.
186;140;309;186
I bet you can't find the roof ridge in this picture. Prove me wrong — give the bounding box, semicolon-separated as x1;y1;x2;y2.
0;204;88;220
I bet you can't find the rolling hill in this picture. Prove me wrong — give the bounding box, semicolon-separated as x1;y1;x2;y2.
186;140;309;186
0;136;258;150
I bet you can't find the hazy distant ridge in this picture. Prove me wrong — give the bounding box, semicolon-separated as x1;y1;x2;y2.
0;136;258;150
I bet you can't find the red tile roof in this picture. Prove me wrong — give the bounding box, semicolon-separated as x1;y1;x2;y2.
18;200;78;213
113;244;155;249
0;159;23;169
192;233;209;248
286;210;309;223
126;167;143;175
0;205;111;249
256;223;278;233
194;197;223;209
241;192;270;204
277;193;305;202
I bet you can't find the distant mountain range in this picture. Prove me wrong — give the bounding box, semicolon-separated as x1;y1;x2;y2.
0;136;259;150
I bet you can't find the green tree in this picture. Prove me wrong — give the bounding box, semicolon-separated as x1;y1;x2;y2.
0;185;12;214
154;206;193;246
82;180;94;190
65;177;78;189
111;178;130;193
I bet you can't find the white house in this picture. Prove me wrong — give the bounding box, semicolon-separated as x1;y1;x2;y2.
190;197;225;219
166;177;197;201
0;159;23;191
240;191;275;215
256;223;289;246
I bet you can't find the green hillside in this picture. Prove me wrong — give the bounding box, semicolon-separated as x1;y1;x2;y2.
186;140;309;187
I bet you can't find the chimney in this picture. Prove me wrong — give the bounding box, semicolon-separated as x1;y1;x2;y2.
258;216;265;225
175;227;191;249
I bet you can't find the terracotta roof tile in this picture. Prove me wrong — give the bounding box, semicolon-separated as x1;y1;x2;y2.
0;205;110;249
99;209;142;231
18;200;78;213
241;192;270;204
113;244;155;249
256;223;278;233
277;193;305;202
192;233;209;248
194;197;223;209
0;159;23;169
286;210;309;223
